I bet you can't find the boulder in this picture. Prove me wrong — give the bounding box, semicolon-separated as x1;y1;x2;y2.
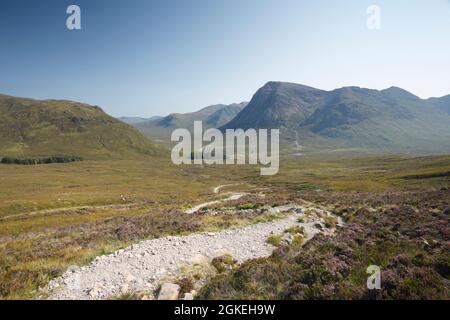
183;293;194;300
157;283;180;300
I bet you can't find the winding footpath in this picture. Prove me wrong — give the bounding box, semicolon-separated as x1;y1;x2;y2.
46;187;337;300
184;185;244;214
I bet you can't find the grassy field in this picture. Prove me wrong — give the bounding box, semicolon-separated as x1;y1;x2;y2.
0;157;244;218
0;153;449;299
2;154;449;217
249;154;450;192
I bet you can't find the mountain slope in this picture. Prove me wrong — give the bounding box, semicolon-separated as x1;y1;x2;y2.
0;94;163;159
224;82;327;129
428;95;450;115
135;102;247;139
222;82;450;153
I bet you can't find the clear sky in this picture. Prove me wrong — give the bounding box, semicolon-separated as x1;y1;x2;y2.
1;0;449;117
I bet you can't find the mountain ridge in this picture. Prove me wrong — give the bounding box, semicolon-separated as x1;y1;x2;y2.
222;82;450;153
135;102;247;139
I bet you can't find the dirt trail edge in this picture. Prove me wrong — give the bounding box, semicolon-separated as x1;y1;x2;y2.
47;189;340;300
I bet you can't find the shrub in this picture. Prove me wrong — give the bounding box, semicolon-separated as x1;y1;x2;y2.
292;235;305;246
238;204;256;210
0;155;83;165
211;254;237;273
284;226;305;235
323;216;338;228
267;235;282;247
175;277;195;295
434;252;450;278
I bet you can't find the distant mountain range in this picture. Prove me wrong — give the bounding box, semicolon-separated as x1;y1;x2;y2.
132;102;247;140
0;94;162;159
221;82;450;153
3;80;450;160
121;82;450;154
118;116;163;125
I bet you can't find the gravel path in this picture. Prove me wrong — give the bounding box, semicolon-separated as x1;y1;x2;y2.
46;184;339;300
184;193;245;214
213;184;240;194
47;207;327;300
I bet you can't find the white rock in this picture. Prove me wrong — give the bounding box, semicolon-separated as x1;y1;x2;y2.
183;293;194;300
120;283;129;294
157;283;180;300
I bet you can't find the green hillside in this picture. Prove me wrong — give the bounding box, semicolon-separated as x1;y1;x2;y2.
0;94;163;159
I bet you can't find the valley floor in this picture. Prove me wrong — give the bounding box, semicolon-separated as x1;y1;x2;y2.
0;154;449;299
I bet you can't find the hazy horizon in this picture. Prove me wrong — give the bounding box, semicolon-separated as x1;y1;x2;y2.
1;0;449;117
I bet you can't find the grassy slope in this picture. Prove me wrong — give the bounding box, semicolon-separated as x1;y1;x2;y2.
0;94;163;159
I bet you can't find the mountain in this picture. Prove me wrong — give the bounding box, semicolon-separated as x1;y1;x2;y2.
222;82;450;153
428;95;450;115
223;82;327;129
118;116;162;125
0;94;163;159
135;102;247;140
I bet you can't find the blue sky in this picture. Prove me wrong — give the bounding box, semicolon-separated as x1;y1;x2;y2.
0;0;449;117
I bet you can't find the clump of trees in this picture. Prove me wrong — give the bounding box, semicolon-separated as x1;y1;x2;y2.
0;156;83;165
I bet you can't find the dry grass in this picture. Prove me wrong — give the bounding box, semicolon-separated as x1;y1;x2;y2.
0;154;449;299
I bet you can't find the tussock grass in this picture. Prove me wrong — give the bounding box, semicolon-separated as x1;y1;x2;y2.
267;235;282;247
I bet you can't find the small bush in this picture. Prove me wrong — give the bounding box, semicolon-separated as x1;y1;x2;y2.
434;253;450;278
292;235;305;246
284;226;305;235
323;216;338;228
267;235;282;247
211;254;237;273
175;277;195;295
